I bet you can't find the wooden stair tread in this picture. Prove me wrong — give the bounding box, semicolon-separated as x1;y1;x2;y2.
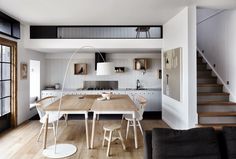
198;92;230;96
198;112;236;117
197;70;212;72
198;101;236;105
196;124;236;130
197;75;213;78
198;76;217;79
198;83;223;87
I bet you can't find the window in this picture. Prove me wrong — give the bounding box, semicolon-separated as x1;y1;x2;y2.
30;60;40;107
0;37;17;132
0;45;11;116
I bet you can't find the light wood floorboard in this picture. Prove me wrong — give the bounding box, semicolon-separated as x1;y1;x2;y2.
0;120;168;159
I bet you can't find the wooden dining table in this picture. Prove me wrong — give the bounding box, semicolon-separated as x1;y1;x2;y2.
90;95;138;149
43;94;139;150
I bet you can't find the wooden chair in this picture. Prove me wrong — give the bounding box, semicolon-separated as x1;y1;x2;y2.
123;95;147;139
102;123;126;157
35;96;68;142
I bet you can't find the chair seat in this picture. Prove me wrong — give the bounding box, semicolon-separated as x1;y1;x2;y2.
103;123;122;131
124;113;142;121
40;112;63;123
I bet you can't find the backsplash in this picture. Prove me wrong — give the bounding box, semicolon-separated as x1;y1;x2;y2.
44;53;161;89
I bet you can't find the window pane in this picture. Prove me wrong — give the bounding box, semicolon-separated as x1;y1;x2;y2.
0;63;1;79
0;100;1;116
2;46;11;62
2;63;10;80
1;81;10;97
2;97;10;115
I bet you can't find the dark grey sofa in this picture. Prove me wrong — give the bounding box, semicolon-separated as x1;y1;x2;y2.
144;127;236;159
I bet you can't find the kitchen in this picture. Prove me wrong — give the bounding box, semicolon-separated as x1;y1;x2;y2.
41;52;162;113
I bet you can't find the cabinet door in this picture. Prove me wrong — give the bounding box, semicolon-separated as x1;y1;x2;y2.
145;91;162;111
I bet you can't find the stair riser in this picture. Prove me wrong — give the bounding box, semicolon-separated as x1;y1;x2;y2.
199;116;236;124
197;66;207;71
197;86;223;93
197;78;217;84
197;95;229;103
197;71;212;76
198;106;236;112
197;58;203;62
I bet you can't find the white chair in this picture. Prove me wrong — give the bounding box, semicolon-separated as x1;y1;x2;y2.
123;95;147;139
35;96;68;142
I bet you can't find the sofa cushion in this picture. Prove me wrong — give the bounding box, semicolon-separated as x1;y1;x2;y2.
223;126;236;159
152;127;221;159
144;130;152;159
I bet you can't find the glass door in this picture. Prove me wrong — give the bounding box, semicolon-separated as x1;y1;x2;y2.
0;37;17;132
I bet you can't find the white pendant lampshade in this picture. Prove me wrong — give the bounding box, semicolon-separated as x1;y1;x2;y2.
96;62;114;75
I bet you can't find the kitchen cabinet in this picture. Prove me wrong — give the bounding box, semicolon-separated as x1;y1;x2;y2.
134;58;148;70
125;90;161;111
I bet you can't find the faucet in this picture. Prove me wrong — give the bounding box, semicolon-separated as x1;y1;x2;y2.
136;79;141;90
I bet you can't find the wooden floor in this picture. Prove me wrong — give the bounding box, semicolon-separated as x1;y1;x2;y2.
0;119;168;159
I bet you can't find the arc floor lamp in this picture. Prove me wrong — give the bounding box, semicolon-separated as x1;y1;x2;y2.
43;46;114;158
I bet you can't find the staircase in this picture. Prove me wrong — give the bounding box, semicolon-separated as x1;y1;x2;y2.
197;54;236;125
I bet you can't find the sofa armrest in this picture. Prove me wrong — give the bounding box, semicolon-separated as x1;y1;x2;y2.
144;130;152;159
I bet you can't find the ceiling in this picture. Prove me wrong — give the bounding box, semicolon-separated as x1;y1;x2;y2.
0;0;235;25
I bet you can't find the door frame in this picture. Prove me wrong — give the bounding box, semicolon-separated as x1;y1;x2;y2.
0;37;17;128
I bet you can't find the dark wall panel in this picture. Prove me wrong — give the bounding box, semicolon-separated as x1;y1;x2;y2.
30;26;57;39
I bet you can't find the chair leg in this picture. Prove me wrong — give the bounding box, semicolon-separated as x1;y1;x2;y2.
126;120;130;139
137;121;144;136
52;122;56;137
102;130;107;147
37;123;44;142
118;130;126;150
96;114;99;120
148;31;151;38
107;131;113;157
121;115;124;125
64;114;68;126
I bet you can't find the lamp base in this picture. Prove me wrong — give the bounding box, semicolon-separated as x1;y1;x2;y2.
43;144;77;158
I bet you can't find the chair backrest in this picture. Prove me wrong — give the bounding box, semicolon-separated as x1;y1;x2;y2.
35;96;56;119
135;95;147;119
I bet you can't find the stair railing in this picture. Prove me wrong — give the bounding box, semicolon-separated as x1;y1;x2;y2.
197;48;236;101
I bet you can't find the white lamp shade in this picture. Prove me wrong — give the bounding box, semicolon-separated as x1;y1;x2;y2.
96;62;114;75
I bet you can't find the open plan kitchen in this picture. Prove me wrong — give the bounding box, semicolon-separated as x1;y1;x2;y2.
40;53;162;113
2;1;236;159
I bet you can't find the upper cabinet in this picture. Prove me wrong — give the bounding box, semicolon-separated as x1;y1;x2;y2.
134;58;148;70
0;11;20;39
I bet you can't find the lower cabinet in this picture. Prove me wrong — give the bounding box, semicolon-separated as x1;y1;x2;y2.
125;90;161;111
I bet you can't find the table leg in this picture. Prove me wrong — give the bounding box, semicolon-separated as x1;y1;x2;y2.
90;112;96;149
132;112;138;149
85;113;89;149
43;114;49;149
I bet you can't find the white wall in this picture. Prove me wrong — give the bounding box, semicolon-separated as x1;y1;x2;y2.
44;53;161;89
162;6;197;129
197;7;222;24
197;9;236;102
0;24;46;125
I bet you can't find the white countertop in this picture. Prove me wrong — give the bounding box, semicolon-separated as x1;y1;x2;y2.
42;88;162;91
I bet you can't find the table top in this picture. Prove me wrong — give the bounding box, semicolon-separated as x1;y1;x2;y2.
44;94;137;112
44;95;96;112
